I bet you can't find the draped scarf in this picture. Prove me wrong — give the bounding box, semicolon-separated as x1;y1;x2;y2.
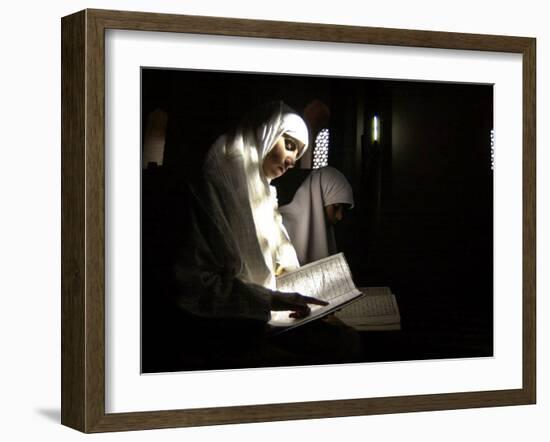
201;101;309;289
279;166;354;265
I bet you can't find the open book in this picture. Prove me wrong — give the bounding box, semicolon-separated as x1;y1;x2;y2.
268;253;364;334
335;286;401;331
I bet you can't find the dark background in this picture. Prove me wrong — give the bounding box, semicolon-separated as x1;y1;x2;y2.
141;68;493;368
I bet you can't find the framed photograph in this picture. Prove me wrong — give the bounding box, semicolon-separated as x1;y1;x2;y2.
61;9;536;433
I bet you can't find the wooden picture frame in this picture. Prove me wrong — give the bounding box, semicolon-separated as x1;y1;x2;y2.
61;8;536;433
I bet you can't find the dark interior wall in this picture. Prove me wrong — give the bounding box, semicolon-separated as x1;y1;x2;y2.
388;82;493;296
340;82;493;282
345;81;494;294
326;79;494;356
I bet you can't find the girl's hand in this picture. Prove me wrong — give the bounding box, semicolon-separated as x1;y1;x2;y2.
270;292;329;319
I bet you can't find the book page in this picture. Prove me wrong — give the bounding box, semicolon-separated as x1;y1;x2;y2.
335;289;400;326
269;253;363;332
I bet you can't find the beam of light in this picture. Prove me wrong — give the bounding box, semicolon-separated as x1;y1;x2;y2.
373;115;379;142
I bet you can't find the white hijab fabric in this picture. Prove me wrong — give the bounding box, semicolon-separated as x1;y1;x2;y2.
279;166;354;265
204;102;309;289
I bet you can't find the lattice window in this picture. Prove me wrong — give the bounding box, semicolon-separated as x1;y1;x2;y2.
490;129;495;170
312;128;330;169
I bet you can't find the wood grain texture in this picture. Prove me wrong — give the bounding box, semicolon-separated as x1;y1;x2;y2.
522;38;536;403
60;8;537;433
84;10;108;433
88;389;530;432
61;10;86;432
88;8;532;53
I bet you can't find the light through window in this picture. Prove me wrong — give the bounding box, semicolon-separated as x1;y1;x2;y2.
490;129;495;170
312;128;330;169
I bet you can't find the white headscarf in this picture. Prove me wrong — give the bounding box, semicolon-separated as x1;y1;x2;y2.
203;101;309;289
279;166;354;265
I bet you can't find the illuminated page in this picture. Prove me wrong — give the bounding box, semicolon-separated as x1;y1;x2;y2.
269;253;363;333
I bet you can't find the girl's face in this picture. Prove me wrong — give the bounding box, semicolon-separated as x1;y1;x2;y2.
324;203;347;225
262;135;303;180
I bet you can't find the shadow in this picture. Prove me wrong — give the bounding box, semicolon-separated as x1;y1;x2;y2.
36;408;60;423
